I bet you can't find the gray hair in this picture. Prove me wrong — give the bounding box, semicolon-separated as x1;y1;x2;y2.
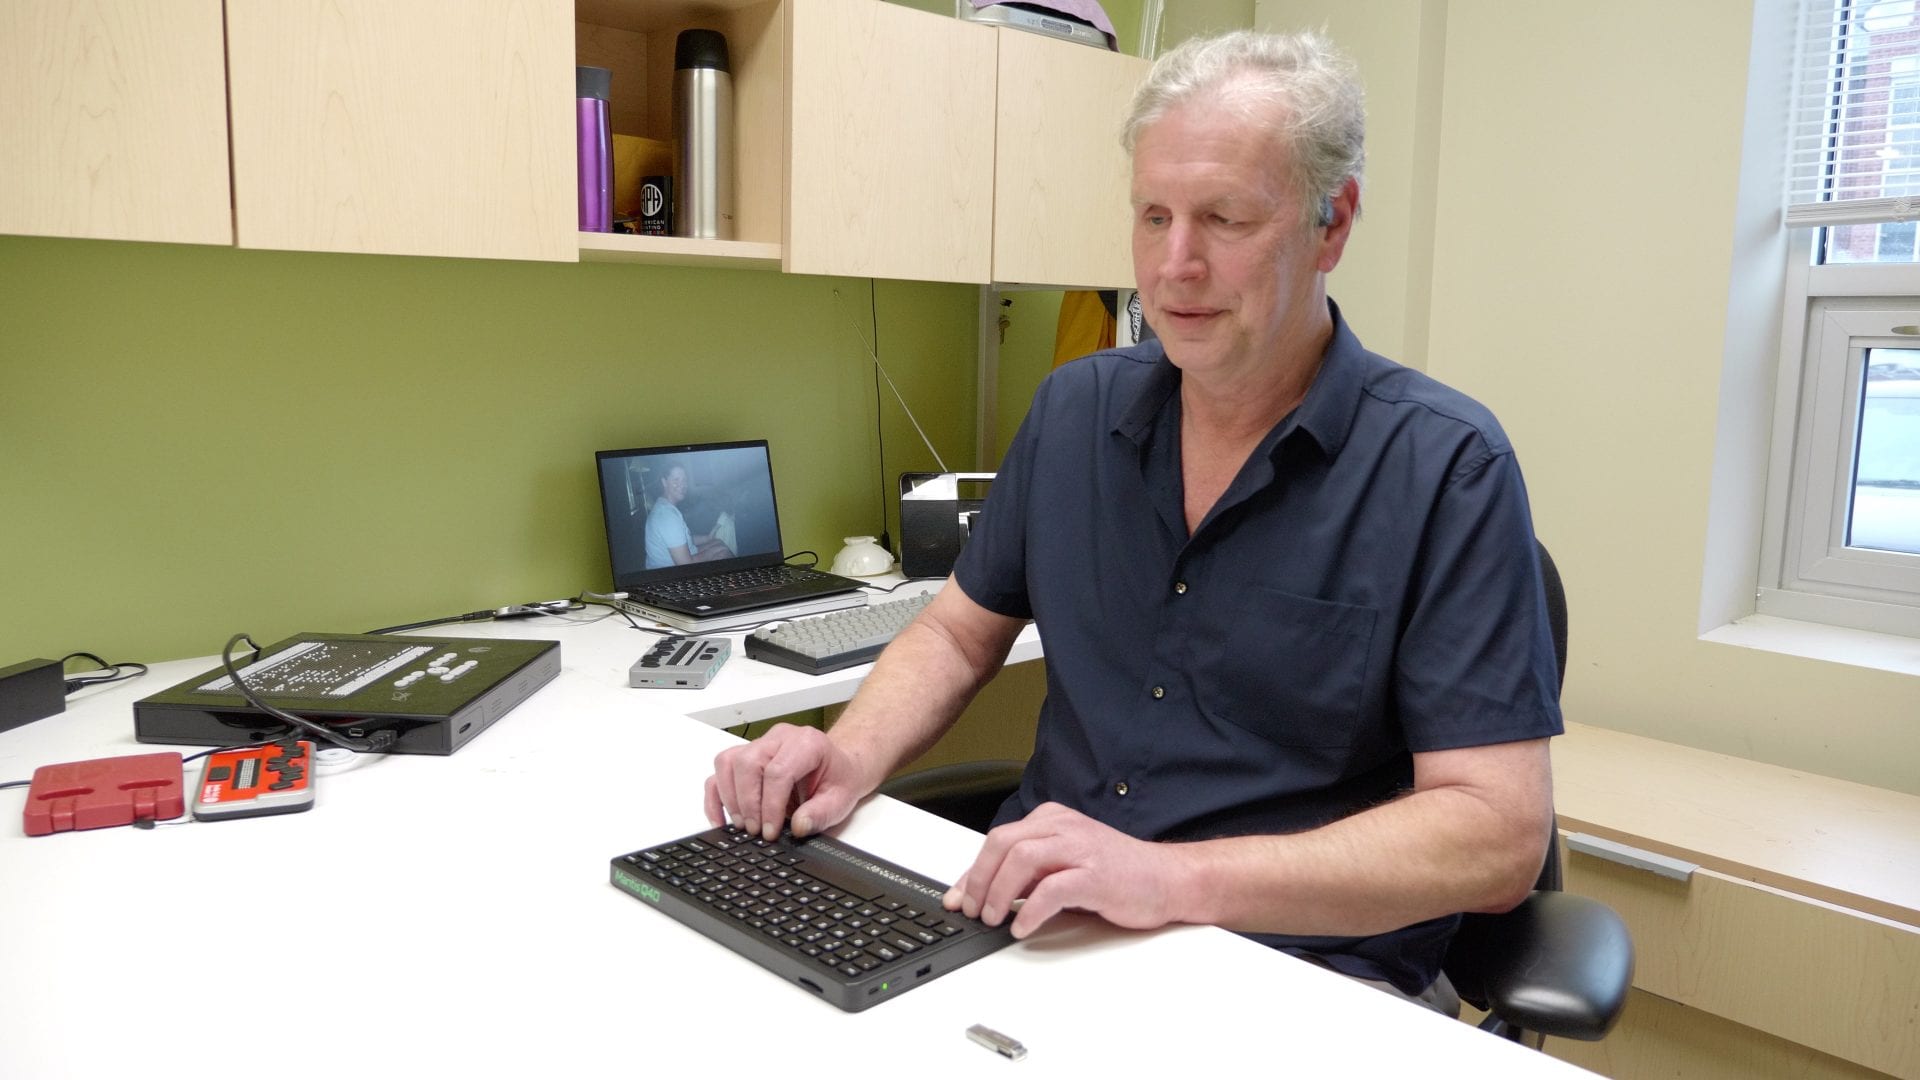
1122;29;1365;226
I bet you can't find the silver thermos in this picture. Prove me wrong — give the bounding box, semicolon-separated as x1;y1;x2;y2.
673;29;734;240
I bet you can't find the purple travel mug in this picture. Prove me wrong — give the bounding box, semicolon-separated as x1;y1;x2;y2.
577;66;613;232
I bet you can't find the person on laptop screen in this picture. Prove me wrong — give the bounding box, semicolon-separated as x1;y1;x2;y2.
645;462;734;569
702;30;1560;1015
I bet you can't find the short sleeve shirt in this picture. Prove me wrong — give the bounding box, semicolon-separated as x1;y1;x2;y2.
645;501;691;569
952;302;1564;994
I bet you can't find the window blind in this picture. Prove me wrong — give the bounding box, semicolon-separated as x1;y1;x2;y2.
1786;0;1920;227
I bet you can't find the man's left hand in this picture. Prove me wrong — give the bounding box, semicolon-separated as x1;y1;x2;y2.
943;802;1181;939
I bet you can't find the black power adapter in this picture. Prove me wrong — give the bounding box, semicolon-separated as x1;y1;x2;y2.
0;658;64;734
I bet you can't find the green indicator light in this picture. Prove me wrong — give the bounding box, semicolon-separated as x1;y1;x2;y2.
880;982;890;991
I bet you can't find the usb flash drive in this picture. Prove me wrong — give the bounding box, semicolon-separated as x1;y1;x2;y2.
966;1024;1027;1061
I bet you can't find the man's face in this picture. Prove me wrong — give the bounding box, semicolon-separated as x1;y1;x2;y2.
1130;98;1347;381
662;467;688;503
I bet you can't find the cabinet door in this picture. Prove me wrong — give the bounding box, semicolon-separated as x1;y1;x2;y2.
785;0;996;284
993;32;1147;288
225;0;575;261
0;0;231;245
1567;846;1920;1077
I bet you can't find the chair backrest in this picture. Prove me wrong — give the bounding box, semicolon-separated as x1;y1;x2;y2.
1537;539;1567;690
1534;538;1567;893
1444;538;1632;1043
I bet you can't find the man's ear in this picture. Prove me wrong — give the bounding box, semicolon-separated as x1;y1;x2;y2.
1316;177;1361;273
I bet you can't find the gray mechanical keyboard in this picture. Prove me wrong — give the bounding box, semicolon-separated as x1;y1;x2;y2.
743;591;934;674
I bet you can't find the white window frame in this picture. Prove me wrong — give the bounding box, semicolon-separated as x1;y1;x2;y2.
1759;244;1920;636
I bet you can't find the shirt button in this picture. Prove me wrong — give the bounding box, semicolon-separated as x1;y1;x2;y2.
1174;581;1188;595
1151;686;1165;699
1114;781;1130;796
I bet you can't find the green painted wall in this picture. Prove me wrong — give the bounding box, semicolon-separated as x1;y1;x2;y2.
0;236;977;664
1159;0;1255;50
0;2;1177;671
993;290;1065;461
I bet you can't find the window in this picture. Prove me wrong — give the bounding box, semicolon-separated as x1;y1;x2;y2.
1766;0;1920;635
1854;349;1920;552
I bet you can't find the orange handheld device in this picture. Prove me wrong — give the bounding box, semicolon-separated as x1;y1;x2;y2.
192;741;316;821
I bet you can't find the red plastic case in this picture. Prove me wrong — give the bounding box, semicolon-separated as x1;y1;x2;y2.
23;752;185;836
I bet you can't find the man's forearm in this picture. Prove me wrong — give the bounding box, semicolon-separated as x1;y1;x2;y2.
1171;741;1552;937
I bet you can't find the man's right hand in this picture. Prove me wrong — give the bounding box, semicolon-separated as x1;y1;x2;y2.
703;581;1024;842
704;723;875;841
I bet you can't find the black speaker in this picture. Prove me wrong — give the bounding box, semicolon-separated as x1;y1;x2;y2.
898;473;993;579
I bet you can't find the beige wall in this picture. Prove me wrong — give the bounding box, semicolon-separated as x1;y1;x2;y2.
1257;0;1920;794
1254;0;1446;367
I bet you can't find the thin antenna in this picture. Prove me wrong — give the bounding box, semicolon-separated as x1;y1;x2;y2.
836;287;950;474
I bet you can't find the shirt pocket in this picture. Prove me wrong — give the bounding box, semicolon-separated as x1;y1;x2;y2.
1196;587;1377;748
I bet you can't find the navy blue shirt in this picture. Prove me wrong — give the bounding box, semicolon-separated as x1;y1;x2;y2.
952;303;1563;994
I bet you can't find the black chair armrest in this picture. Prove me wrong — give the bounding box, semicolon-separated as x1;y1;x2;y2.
876;760;1025;834
1445;891;1634;1041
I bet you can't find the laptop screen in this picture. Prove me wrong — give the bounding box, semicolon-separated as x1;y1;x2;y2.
595;441;786;589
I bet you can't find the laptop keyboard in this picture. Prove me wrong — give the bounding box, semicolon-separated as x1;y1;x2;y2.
639;565;842;603
609;824;1014;1012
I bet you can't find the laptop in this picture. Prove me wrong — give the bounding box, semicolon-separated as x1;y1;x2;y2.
595;441;867;631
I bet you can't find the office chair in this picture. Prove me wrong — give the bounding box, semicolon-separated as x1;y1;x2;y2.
876;541;1633;1048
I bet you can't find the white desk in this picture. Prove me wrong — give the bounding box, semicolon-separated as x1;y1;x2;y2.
0;605;1594;1078
433;582;1046;730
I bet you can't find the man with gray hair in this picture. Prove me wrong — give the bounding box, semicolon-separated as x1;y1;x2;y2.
703;29;1560;1010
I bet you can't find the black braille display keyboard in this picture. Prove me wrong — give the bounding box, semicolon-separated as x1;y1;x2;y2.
609;824;1014;1012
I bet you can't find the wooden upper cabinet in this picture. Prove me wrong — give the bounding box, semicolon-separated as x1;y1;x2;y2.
3;0;1149;282
0;0;232;245
225;0;576;261
992;30;1147;288
784;0;996;284
572;0;787;265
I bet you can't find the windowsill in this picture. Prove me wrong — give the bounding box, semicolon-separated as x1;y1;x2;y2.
1701;614;1920;677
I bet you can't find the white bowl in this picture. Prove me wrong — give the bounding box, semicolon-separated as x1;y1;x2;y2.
831;535;893;577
